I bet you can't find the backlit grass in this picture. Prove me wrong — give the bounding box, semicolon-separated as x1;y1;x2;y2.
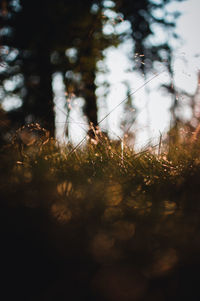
1;127;200;300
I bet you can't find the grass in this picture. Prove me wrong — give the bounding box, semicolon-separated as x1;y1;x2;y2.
1;127;200;300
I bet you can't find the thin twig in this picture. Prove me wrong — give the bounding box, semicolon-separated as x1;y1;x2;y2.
158;131;162;157
68;71;165;155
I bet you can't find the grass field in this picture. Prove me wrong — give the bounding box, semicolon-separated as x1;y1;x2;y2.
1;127;200;300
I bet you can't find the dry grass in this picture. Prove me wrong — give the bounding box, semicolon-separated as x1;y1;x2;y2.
1;125;200;300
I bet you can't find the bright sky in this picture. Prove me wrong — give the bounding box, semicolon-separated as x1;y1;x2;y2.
55;0;200;149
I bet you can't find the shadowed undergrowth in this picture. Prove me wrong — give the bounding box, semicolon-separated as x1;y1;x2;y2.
1;131;200;300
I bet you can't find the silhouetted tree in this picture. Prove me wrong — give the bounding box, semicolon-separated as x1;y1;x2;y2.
0;0;185;141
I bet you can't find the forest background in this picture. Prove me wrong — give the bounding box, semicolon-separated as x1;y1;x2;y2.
1;1;200;301
1;0;199;147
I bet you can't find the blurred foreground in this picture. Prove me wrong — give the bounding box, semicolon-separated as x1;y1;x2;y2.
1;126;200;300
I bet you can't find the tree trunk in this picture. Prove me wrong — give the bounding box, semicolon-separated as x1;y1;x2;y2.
22;48;55;137
83;71;98;128
36;48;55;137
